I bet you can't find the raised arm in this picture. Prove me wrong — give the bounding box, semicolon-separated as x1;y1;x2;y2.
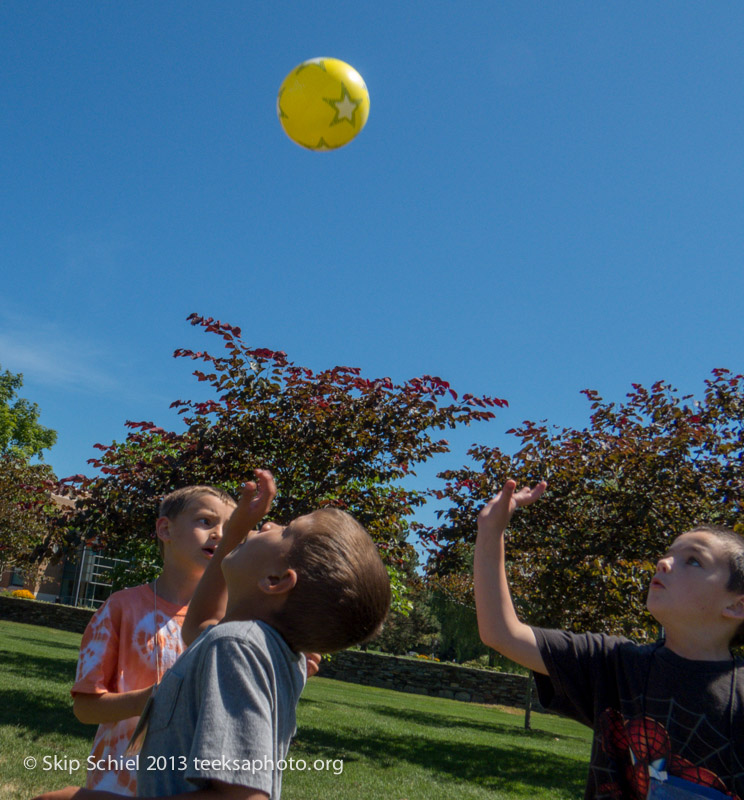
473;479;548;675
182;470;276;646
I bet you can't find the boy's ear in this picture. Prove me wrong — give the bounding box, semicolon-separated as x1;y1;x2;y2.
258;569;298;596
155;516;171;544
722;595;744;621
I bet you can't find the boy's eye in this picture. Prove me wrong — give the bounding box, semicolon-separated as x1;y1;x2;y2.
686;556;701;566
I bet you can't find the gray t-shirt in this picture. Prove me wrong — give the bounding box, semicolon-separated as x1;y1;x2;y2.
137;620;306;798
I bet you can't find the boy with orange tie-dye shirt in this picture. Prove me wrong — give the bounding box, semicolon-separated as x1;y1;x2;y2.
71;486;236;796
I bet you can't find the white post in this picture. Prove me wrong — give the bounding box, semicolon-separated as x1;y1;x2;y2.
73;546;86;607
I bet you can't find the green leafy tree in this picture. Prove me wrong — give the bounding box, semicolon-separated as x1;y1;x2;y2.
62;314;507;601
426;370;744;640
0;366;57;459
108;538;162;592
422;571;492;664
0;370;60;589
0;454;65;590
369;585;441;656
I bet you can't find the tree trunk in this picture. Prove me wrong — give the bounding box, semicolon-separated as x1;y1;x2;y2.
30;559;48;596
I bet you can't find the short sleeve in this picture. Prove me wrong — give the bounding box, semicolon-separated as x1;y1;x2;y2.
533;628;629;728
184;637;277;794
71;598;122;696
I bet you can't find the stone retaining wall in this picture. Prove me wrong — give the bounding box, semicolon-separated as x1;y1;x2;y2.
318;649;540;709
1;597;539;709
0;595;94;634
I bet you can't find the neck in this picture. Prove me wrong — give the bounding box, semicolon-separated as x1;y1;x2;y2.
154;567;202;607
661;628;733;661
220;594;276;629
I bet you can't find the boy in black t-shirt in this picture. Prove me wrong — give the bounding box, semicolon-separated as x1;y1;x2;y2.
474;480;744;799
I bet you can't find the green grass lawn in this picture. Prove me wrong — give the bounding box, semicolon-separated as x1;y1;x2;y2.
0;620;592;799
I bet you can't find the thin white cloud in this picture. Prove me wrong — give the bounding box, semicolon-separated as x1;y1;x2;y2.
57;230;133;277
0;312;119;395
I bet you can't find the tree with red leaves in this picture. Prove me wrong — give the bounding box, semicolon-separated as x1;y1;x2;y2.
426;369;744;640
61;314;507;590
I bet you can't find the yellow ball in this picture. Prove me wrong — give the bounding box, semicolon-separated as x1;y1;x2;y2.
277;58;370;151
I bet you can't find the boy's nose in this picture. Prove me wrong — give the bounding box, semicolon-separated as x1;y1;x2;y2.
656;556;672;573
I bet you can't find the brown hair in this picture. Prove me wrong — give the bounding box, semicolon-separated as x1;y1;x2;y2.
687;524;744;647
271;508;391;653
156;486;236;557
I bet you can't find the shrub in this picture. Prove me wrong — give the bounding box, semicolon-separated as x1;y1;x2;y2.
11;589;36;600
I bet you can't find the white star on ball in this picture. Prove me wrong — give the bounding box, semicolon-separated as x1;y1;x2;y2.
325;85;361;126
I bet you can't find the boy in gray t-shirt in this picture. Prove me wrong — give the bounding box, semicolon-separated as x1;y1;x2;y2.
33;470;391;800
136;620;304;798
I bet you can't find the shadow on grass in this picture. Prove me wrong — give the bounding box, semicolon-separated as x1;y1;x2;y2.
0;688;91;739
291;722;588;796
303;692;587;744
0;628;81;652
0;649;78;686
364;703;587;744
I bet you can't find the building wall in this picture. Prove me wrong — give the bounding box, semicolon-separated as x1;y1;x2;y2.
2;559;71;602
0;566;26;590
1;546;124;607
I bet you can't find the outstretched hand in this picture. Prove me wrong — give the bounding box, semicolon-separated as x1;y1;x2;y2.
224;469;278;545
477;480;547;535
305;652;321;678
239;469;277;520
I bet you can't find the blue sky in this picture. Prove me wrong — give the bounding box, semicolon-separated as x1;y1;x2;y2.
2;2;742;524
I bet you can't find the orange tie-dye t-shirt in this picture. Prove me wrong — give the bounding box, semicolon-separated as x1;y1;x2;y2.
72;583;187;796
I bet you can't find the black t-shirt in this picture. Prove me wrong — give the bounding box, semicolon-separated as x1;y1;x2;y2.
534;628;744;799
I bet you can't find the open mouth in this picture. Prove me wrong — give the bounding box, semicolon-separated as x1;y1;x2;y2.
202;546;216;558
649;577;665;589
